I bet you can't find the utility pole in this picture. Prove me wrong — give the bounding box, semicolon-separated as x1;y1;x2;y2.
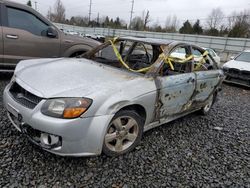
34;1;37;11
129;0;134;29
88;0;92;26
97;12;100;26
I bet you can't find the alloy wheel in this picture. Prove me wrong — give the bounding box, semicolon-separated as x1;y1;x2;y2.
104;116;139;152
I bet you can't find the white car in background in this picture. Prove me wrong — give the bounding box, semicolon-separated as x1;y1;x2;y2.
170;47;220;67
222;50;250;87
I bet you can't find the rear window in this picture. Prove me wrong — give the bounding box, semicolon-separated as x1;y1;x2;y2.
235;52;250;63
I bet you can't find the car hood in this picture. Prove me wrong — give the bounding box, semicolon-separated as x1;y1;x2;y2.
223;60;250;71
62;32;100;47
14;58;147;98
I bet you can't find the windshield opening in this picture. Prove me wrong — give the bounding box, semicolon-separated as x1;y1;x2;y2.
83;39;160;74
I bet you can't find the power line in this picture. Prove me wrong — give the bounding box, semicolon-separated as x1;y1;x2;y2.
97;12;100;23
129;0;134;28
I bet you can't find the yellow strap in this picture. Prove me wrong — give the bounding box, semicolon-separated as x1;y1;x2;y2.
109;37;205;73
159;53;174;70
194;51;209;71
168;55;194;63
160;54;194;71
109;39;152;73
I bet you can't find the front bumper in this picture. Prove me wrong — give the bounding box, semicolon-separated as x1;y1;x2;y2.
3;84;114;157
224;73;250;87
223;68;250;87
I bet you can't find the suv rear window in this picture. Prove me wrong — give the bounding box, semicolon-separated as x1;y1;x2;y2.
7;7;48;36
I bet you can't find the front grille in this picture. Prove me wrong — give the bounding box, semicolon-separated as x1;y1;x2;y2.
241;70;250;78
225;68;250;81
228;68;240;75
9;82;42;109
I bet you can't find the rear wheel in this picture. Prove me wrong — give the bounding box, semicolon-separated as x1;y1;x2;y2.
102;110;143;157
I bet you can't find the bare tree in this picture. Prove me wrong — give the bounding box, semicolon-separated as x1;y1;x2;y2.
165;15;178;32
227;11;238;30
130;16;144;31
228;10;250;37
207;8;224;29
47;0;66;23
143;10;150;30
47;7;52;21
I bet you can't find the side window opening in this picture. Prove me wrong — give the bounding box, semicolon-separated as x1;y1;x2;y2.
7;7;49;36
192;47;214;71
161;46;193;76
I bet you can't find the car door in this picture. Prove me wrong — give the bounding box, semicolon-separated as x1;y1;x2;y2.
157;73;196;119
156;45;196;119
2;6;60;64
192;47;222;102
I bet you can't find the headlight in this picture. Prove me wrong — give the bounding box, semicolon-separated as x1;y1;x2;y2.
41;98;92;119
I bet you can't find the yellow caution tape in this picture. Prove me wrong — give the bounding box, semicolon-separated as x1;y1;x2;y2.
108;37;206;73
159;53;175;70
194;51;209;71
160;53;194;71
109;38;152;73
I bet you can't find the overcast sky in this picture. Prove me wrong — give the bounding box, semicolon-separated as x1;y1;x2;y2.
13;0;250;26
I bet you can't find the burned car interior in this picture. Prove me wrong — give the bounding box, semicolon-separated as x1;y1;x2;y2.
82;37;218;76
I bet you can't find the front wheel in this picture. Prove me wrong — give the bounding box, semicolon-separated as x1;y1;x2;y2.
102;110;143;157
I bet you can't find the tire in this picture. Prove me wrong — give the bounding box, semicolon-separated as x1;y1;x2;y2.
200;94;215;115
102;110;144;157
69;51;86;58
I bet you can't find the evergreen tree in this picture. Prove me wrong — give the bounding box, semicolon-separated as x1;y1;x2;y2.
179;20;193;34
26;0;32;7
193;20;203;34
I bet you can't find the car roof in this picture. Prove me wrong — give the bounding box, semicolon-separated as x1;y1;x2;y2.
119;36;176;46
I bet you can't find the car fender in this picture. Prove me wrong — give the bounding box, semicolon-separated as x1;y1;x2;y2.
90;85;157;126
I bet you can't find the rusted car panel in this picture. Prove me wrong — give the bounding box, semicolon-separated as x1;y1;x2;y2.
3;37;223;157
157;73;196;117
194;70;222;101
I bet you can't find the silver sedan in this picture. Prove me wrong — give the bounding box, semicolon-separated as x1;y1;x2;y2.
3;37;224;157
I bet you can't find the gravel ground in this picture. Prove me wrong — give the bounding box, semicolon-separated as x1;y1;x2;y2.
0;74;249;187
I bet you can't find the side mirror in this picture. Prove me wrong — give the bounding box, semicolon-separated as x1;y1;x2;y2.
230;56;234;60
47;27;58;38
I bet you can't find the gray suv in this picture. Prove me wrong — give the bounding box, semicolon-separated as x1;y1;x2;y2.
0;0;100;72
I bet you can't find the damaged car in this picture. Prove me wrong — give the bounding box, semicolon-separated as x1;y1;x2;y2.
223;50;250;87
3;37;224;157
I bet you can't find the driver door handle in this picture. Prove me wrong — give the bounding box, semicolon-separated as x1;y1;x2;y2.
6;34;19;39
